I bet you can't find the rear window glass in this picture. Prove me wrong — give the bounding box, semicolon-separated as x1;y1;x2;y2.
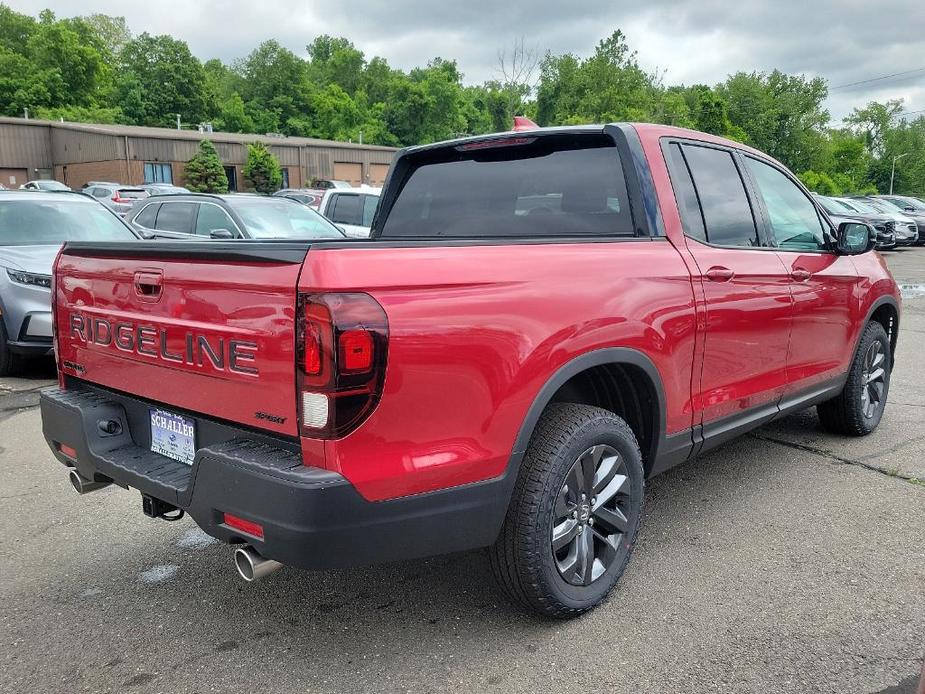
0;200;136;245
117;189;147;199
379;135;633;238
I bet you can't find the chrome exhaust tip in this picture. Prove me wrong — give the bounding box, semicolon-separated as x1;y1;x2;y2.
68;468;110;494
234;546;283;582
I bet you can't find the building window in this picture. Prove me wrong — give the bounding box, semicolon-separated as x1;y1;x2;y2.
281;168;290;188
144;162;173;184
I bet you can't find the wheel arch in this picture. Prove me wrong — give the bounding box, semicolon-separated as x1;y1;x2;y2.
864;295;900;362
510;348;668;477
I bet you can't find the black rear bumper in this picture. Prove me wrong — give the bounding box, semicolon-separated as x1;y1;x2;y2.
40;384;511;570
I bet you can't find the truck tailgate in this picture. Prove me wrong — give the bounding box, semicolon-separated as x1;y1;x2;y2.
54;242;307;437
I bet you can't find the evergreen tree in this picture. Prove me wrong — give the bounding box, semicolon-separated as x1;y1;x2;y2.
242;142;282;194
184;139;228;193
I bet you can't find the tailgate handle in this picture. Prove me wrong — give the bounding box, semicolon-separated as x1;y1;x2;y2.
134;270;163;301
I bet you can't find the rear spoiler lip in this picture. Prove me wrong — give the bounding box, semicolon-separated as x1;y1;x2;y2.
61;240;317;264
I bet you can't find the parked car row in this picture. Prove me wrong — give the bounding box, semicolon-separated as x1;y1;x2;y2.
815;194;925;249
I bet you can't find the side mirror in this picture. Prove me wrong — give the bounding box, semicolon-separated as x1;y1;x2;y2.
209;228;235;240
905;206;915;213
836;221;875;255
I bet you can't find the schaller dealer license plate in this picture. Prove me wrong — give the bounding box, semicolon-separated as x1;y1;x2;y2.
149;409;197;466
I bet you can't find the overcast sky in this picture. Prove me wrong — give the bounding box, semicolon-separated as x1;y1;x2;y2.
8;0;925;121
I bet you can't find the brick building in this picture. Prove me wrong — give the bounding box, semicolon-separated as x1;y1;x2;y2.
0;117;397;190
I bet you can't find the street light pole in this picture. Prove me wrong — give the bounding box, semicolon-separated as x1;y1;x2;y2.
890;153;909;194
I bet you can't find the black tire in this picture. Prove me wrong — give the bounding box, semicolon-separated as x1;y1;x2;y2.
817;321;891;436
489;403;644;618
0;320;21;377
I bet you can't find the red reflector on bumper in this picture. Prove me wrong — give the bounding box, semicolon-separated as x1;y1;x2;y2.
59;443;78;459
223;513;264;539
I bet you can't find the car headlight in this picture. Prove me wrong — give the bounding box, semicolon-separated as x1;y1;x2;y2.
6;268;52;288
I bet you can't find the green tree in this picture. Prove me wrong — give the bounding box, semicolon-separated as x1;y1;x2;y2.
184;139;228;193
214;92;254;133
242;142;282;193
307;35;365;95
798;170;841;195
81;14;131;56
118;33;209;126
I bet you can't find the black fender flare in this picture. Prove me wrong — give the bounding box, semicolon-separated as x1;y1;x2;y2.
861;294;900;360
508;347;668;473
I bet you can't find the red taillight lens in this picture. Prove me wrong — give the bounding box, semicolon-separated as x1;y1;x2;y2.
296;293;388;440
339;329;374;373
303;321;323;375
58;443;78;459
223;512;264;539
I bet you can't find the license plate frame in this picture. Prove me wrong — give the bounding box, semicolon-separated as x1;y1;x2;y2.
149;408;197;466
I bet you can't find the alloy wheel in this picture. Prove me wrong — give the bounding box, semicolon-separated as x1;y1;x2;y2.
860;340;887;419
551;444;632;586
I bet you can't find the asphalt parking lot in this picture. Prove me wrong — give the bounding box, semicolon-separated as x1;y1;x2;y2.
1;250;923;694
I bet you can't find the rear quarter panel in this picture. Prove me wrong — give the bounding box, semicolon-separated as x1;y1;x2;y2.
302;240;697;500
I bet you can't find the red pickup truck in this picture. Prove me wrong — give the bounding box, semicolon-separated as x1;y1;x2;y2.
41;124;900;617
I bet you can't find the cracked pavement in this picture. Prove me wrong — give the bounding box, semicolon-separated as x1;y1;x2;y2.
1;251;923;694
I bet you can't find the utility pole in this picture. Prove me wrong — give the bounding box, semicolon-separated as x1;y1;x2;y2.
176;113;181;130
23;107;29;120
890;153;909;194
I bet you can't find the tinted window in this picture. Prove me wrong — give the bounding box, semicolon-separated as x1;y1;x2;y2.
0;200;136;245
745;157;827;251
134;202;160;228
362;195;378;226
225;199;344;239
154;202;195;233
329;194;361;225
195;203;236;236
681;144;758;247
116;189;147;200
380;136;633;238
89;187;109;198
666;143;707;242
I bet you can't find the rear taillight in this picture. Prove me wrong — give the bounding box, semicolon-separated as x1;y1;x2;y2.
296;293;388;439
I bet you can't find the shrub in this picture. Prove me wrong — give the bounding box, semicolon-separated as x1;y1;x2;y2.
183;139;228;193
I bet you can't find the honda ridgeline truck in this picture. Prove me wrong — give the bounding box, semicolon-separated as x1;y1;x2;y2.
40;124;900;617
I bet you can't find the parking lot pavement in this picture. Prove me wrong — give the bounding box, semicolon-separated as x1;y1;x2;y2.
2;253;923;694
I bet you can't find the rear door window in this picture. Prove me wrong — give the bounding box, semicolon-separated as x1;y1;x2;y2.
154;202;195;233
329;194;361;225
379;135;633;238
134;202;160;228
665;143;707;243
680;144;759;247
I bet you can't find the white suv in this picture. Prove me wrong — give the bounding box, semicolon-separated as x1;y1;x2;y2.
318;187;381;238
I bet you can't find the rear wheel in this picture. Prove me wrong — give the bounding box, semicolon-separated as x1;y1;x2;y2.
0;321;21;377
489;403;644;618
818;321;891;436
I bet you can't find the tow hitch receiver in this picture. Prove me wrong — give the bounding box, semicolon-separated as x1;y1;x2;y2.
141;494;184;521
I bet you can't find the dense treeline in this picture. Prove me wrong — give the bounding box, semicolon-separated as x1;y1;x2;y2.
1;6;923;194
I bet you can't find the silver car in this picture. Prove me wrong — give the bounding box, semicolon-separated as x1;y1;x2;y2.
0;191;139;375
83;184;149;216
